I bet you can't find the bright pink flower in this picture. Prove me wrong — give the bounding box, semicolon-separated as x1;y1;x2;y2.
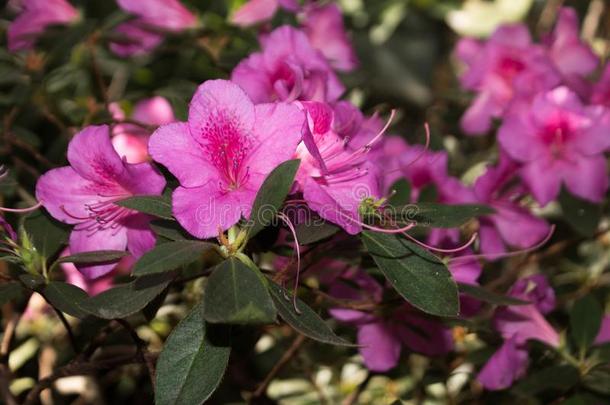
8;0;79;52
498;86;610;205
455;24;560;135
149;80;305;239
111;96;175;164
294;101;385;234
302;3;358;72
544;7;598;80
231;26;344;103
36;125;166;278
472;155;551;257
111;0;196;57
478;275;559;390
230;0;299;27
59;248;125;296
116;0;197;32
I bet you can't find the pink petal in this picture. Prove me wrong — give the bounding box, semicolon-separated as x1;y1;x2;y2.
69;225;128;279
125;215;156;259
132;96;175;126
117;0;196;31
491;205;551;249
594;316;610;345
231;0;279;26
149;122;219;188
477;336;529;390
110;22;164;57
520;159;563;206
562;154;608;203
357;322;402;372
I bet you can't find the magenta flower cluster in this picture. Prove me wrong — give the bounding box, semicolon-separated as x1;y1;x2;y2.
13;0;610;392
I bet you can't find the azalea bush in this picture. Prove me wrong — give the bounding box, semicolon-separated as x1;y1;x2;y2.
1;0;610;404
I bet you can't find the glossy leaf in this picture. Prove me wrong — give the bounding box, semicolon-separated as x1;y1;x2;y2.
132;241;213;276
23;210;70;257
458;283;529;306
0;282;25;306
387;203;494;228
116;195;173;220
361;231;459;317
203;258;276;324
155;302;231;405
269;282;354;346
246;159;300;237
57;250;128;264
43;281;89;318
570;295;602;353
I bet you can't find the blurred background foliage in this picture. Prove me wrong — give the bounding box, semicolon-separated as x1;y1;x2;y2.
1;0;610;404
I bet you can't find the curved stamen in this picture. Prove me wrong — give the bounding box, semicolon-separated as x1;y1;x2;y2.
0;201;42;213
402;122;431;170
402;232;478;254
449;225;556;263
277;211;302;314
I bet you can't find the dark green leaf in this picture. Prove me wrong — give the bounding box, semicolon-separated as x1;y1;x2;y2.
269;282;354;346
570;296;602;353
155;302;231;405
583;364;610;395
43;282;89;319
80;274;171;319
149;219;190;241
246;159;300;237
57;250;128;265
203;258;276;324
132;241;213;276
385;203;493;228
23;210;70;257
116;195;173;220
294;221;339;245
361;231;459;317
559;188;602;237
458;283;529;306
0;282;25;306
18;273;45;290
513;365;579;396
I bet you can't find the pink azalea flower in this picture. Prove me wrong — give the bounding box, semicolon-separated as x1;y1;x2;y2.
148;79;305;239
36;125;166;279
110;96;176;164
111;0;197;57
8;0;79;52
116;0;197;32
471;154;551;258
498;86;610;205
455;24;560;135
294;101;385;234
230;0;299;27
231;26;344;103
477;275;559;390
543;7;598;80
301;3;358;72
329;269;453;371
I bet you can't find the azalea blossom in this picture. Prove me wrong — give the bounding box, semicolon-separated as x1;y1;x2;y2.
36;125;166;278
149;79;306;238
498;86;610;205
478;275;559;390
301;3;358;72
8;0;79;52
110;96;176;164
230;0;299;27
231;26;344;103
111;0;197;57
455;24;560;135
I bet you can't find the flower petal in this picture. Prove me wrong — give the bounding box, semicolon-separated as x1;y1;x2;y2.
357;322;402;372
69;225;128;279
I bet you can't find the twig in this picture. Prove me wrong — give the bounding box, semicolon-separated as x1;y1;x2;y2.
0;306;20;405
116;319;156;390
252;334;307;398
39;292;78;353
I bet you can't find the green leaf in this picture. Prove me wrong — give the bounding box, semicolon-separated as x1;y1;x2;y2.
203;258;276;324
0;282;25;306
57;250;128;265
132;241;213;276
80;274;171;319
361;231;459;317
570;296;602;353
458;283;529;306
385;203;494;228
22;210;70;257
149;220;190;241
43;282;89;319
513;365;579;396
583;364;610;395
559;188;602;236
116;195;173;220
268;282;354;346
246;159;300;237
294;221;339;245
155;302;231;405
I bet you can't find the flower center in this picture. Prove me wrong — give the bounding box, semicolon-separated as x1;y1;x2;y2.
497;56;525;81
